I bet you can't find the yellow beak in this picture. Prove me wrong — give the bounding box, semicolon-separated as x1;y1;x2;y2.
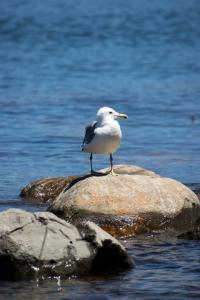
116;113;128;119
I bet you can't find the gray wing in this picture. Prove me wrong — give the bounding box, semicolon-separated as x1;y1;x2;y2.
82;121;97;145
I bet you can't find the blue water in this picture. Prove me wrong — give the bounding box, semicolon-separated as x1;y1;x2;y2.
0;0;200;298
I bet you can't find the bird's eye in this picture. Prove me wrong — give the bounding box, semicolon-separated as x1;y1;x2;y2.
109;111;113;114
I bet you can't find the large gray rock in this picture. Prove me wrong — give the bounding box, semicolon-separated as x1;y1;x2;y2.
0;209;133;280
49;165;200;237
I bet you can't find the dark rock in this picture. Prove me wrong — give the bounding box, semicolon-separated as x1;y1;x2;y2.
178;217;200;240
20;176;77;203
0;209;133;280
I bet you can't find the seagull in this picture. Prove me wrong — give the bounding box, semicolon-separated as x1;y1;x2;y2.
81;107;128;175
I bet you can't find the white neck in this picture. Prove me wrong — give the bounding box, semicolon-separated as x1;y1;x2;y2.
97;115;117;126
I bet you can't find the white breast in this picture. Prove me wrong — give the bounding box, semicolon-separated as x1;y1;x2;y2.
83;119;122;154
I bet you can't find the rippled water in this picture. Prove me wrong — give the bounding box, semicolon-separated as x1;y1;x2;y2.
0;234;200;300
0;0;200;298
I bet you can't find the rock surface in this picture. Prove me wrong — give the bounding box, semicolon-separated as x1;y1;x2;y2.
49;165;200;237
20;176;77;203
178;217;200;240
0;209;133;280
20;165;158;203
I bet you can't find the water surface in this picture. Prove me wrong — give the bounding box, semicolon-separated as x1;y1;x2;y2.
0;0;200;299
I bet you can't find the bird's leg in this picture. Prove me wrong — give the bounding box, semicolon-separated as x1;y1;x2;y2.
90;153;95;174
109;153;116;175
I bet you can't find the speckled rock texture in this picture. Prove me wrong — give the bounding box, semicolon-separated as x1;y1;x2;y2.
20;176;78;203
49;165;200;237
20;165;158;203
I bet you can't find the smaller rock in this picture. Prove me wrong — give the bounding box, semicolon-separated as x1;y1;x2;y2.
78;221;134;273
20;176;77;203
0;209;133;280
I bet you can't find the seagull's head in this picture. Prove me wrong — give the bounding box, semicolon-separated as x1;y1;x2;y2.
97;107;128;122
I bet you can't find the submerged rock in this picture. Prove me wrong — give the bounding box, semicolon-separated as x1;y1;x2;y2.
0;209;133;280
49;165;200;237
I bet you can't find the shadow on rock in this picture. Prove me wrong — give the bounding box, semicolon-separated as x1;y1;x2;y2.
178;217;200;240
